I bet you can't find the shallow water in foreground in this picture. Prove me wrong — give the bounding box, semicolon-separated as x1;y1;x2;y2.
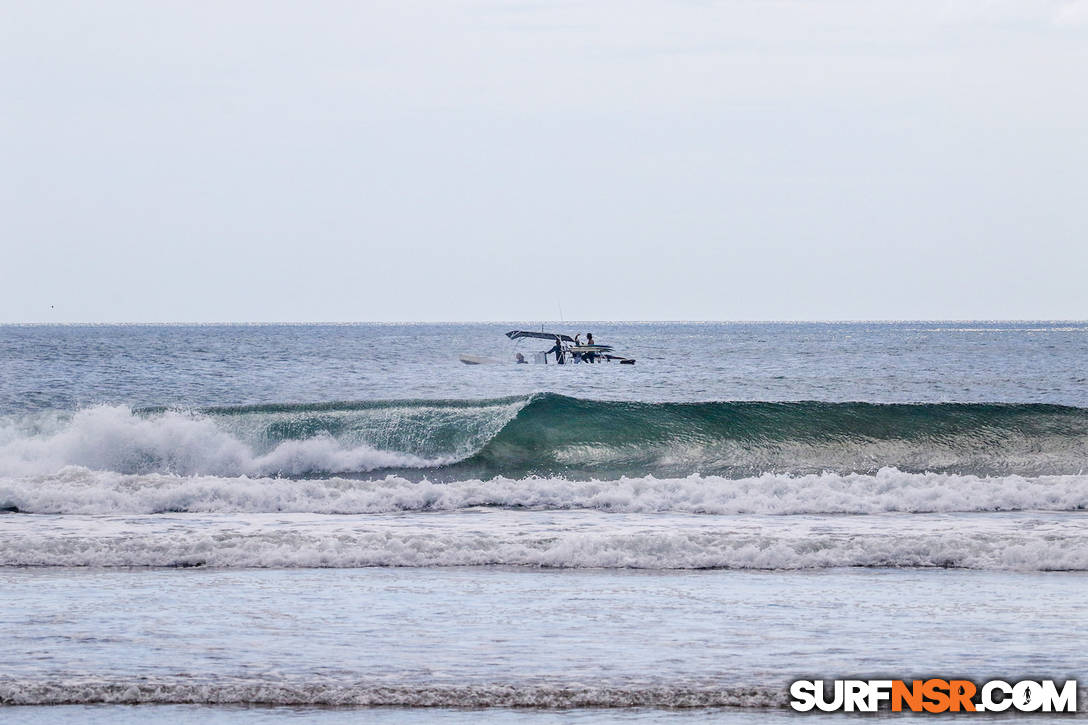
2;567;1085;714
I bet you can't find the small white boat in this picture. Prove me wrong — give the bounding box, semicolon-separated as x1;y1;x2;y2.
458;354;502;365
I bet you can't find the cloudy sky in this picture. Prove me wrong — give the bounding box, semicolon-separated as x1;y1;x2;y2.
2;0;1086;322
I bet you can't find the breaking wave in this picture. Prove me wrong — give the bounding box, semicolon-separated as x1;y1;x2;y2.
1;394;1087;479
0;398;523;478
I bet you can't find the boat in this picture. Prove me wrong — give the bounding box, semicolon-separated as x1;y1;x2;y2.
457;354;502;365
476;328;635;363
458;330;636;365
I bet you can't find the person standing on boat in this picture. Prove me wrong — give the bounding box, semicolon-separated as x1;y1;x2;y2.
583;333;596;363
546;336;565;364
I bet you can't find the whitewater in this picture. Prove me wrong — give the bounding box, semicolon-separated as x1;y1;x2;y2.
2;322;1087;721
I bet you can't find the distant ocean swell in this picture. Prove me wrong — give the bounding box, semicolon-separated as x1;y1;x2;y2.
2;394;1087;479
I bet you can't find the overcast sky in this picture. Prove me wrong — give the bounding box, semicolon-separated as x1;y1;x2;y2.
2;0;1086;322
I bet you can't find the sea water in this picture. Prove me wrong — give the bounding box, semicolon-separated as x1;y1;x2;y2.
1;322;1086;722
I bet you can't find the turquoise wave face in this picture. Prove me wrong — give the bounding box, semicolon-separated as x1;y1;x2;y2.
455;395;1088;479
190;396;529;462
128;394;1088;479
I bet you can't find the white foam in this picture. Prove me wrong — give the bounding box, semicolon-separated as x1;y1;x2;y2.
3;467;1086;515
2;510;1086;570
0;406;445;478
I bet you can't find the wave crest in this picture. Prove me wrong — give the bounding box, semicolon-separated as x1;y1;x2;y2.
0;405;472;478
2;395;1088;479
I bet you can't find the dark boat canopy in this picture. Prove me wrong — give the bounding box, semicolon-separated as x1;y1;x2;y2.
506;330;575;343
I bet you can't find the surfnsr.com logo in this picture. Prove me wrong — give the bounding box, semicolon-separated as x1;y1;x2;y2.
789;679;1078;713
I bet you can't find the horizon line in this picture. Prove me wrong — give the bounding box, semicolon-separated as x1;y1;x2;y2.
2;319;1087;326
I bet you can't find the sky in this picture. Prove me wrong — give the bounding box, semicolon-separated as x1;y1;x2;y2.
2;0;1086;322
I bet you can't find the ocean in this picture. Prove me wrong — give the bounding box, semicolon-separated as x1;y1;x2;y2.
1;321;1086;722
